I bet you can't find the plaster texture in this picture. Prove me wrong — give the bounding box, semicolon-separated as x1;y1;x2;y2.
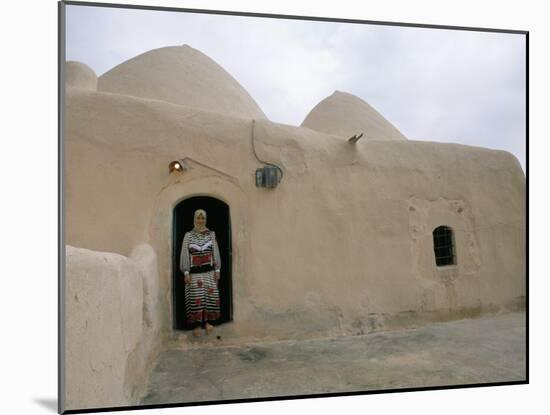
65;87;526;342
65;61;98;91
98;45;266;120
63;45;526;410
64;244;163;410
301;90;407;141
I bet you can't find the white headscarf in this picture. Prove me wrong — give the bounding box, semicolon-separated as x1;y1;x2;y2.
193;209;208;232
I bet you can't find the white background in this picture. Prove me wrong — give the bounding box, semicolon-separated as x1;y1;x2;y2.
0;0;544;414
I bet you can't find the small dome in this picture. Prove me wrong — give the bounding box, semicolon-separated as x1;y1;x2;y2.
301;91;407;141
65;61;97;91
97;45;266;120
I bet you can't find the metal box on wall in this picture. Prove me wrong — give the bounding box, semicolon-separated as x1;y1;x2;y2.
255;165;281;188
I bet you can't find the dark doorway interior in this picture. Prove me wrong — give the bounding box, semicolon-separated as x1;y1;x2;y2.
172;196;233;330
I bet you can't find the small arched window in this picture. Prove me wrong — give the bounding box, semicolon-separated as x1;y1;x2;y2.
433;226;456;266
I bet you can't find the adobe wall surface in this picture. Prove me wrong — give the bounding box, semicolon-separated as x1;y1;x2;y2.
64;86;526;345
64;244;163;410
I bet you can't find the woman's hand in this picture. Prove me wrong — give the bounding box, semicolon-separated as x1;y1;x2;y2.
184;274;191;285
214;271;220;282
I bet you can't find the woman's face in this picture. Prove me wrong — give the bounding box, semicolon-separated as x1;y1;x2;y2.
195;213;206;228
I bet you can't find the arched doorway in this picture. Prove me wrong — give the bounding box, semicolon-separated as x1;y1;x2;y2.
172;196;233;330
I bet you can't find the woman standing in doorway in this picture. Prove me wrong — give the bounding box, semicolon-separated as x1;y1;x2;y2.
180;209;221;337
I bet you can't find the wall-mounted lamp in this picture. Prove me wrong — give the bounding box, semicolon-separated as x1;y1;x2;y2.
168;160;187;174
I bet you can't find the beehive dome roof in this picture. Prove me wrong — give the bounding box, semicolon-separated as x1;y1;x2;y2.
66;61;97;91
98;45;266;120
301;91;407;141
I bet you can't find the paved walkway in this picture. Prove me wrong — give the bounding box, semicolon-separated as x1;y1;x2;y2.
141;311;526;405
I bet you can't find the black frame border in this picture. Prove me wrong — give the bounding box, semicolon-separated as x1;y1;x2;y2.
58;1;529;414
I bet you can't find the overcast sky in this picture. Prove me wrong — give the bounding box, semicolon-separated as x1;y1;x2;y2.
65;4;526;171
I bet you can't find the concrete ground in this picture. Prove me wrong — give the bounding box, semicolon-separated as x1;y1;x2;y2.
140;311;526;405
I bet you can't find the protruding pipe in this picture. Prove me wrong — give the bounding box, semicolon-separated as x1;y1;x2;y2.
348;132;364;144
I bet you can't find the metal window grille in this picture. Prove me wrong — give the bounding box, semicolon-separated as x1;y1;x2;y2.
433;226;456;266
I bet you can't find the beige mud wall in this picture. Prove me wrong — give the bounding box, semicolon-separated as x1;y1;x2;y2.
64;243;163;410
65;86;526;345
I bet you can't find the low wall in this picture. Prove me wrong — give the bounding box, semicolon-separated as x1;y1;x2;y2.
64;244;163;410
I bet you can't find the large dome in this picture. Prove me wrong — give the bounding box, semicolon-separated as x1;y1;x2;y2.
97;45;266;120
301;91;407;141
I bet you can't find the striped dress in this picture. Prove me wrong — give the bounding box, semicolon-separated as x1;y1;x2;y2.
180;228;221;326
